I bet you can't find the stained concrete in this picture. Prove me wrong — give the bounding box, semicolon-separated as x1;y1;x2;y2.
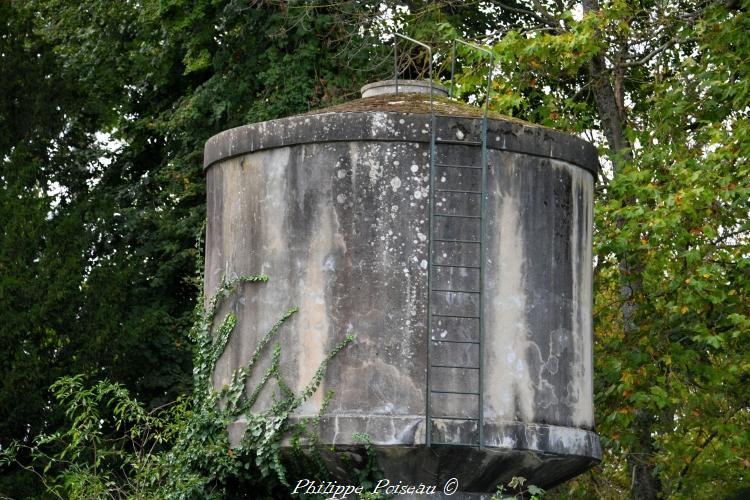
204;90;600;491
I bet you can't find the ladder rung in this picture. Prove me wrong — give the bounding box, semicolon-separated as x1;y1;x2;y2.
435;162;483;170
432;289;480;294
430;416;479;420
432;313;480;319
430;364;479;370
435;139;482;146
433;238;480;244
436;188;482;194
432;264;481;270
434;213;481;219
430;338;480;344
431;390;480;395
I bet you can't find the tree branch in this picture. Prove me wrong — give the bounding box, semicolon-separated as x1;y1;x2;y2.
530;0;563;28
619;35;686;68
674;430;718;494
495;1;559;29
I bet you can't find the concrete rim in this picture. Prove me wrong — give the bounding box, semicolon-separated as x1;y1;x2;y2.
203;112;600;178
228;414;602;460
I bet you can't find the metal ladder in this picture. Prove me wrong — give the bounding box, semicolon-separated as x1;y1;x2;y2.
426;125;485;447
393;35;494;448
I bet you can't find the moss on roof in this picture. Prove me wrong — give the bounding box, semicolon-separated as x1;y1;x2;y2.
306;92;545;129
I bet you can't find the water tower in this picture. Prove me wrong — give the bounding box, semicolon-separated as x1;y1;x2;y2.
203;42;600;494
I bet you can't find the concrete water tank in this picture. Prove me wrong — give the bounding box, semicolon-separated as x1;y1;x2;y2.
203;80;601;492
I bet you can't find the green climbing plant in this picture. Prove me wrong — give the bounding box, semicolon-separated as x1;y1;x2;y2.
491;476;546;500
0;275;354;499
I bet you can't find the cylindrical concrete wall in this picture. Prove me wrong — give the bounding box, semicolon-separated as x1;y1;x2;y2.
203;90;601;490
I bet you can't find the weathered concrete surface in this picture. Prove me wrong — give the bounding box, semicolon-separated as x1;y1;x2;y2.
204;105;600;491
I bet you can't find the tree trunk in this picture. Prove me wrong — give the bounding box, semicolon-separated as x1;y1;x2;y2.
629;410;660;499
581;0;659;498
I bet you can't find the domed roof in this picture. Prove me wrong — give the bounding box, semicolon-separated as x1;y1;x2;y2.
308;86;542;129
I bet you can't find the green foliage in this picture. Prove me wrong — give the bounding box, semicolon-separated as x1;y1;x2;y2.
590;3;749;497
4;0;749;498
0;275;355;499
410;0;750;497
349;433;385;493
1;1;371;495
444;0;750;497
492;476;546;500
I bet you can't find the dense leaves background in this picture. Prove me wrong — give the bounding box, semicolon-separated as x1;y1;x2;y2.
0;1;377;495
1;0;748;498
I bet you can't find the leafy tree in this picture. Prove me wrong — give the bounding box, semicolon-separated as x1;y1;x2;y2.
4;0;748;497
376;0;749;496
1;0;373;496
1;275;355;499
445;0;750;497
0;2;120;493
